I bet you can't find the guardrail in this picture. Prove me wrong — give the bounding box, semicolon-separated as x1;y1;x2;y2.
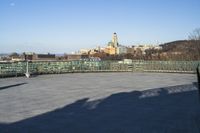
0;60;200;78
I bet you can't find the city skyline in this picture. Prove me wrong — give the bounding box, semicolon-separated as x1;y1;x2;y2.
0;0;200;53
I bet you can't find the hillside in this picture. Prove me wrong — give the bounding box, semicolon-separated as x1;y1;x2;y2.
160;40;197;52
158;40;200;60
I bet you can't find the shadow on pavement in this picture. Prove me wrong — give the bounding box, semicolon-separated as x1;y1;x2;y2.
0;83;27;91
0;84;200;133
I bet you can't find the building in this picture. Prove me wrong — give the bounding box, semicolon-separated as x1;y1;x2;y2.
23;52;34;60
104;46;116;55
64;54;82;61
11;56;24;61
116;45;127;54
33;53;56;61
79;49;90;54
22;53;56;61
107;32;119;48
112;32;119;48
127;46;135;54
64;54;89;61
104;32;120;55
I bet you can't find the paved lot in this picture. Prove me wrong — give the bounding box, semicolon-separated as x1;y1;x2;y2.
0;72;200;133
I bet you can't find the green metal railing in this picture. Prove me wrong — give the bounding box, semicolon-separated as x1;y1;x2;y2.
0;60;200;77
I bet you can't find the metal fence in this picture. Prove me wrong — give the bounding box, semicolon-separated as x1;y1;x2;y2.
0;60;200;77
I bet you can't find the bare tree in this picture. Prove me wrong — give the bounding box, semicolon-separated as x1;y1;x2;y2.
188;28;200;60
189;28;200;40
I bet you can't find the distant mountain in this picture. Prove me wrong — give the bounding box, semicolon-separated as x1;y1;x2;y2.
0;53;9;56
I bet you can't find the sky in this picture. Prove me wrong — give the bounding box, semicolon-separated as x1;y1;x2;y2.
0;0;200;53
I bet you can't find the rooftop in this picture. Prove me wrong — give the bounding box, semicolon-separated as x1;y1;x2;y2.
0;72;199;133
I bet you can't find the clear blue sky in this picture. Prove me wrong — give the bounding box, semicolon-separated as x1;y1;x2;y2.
0;0;200;53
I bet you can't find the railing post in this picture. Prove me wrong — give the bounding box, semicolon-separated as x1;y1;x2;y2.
0;64;1;77
25;61;30;78
196;64;200;101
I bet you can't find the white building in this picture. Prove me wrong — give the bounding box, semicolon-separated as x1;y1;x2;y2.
116;45;127;54
79;49;90;54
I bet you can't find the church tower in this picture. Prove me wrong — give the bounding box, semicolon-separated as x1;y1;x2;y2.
112;32;119;48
